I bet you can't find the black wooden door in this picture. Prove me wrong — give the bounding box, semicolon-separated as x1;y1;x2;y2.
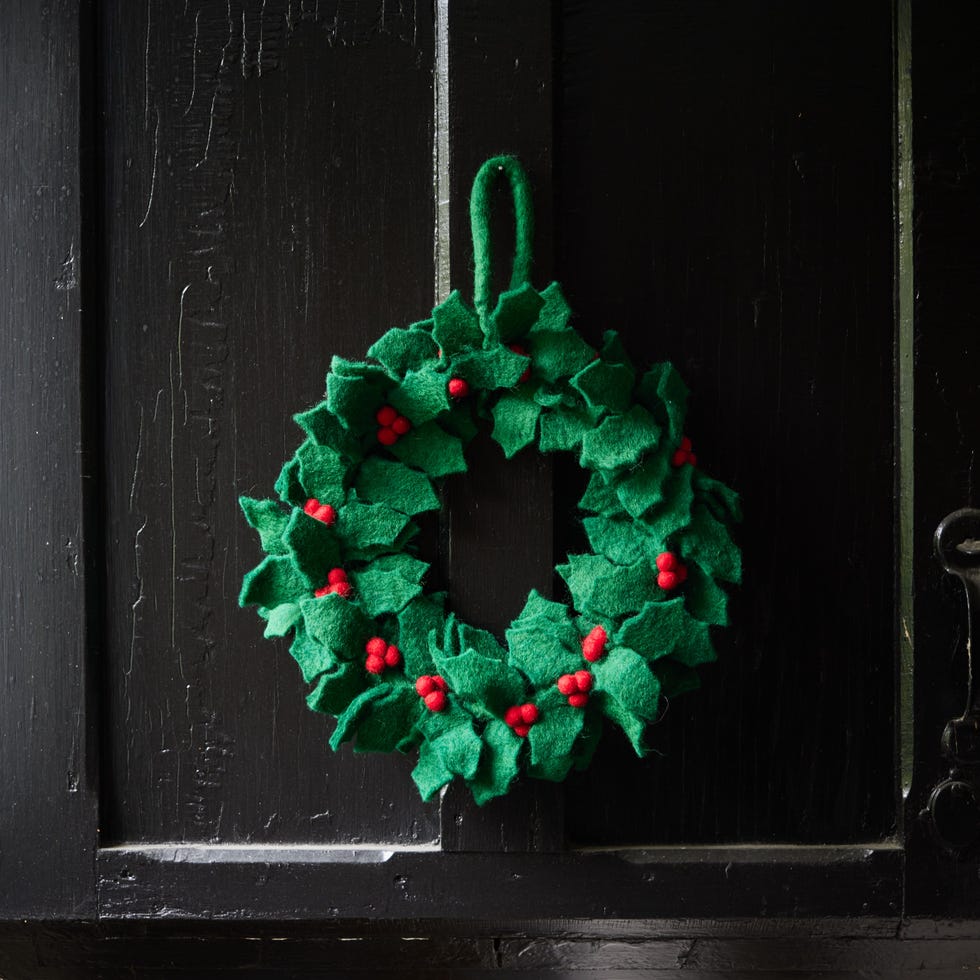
4;0;980;974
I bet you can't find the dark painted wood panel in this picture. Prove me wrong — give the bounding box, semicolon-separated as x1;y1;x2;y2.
0;0;99;917
557;0;896;845
100;0;439;845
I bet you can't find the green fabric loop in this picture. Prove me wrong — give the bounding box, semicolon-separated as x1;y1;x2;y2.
470;155;535;326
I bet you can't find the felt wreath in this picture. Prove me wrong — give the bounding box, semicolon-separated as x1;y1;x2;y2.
239;156;741;804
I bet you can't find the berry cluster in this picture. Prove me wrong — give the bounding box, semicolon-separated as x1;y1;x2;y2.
671;436;697;467
303;497;337;525
581;625;608;663
314;567;351;598
557;670;593;708
415;674;449;712
655;552;687;590
364;636;402;675
376;405;411;446
504;702;539;737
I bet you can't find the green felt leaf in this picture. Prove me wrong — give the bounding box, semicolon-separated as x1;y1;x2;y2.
678;503;741;583
583;513;647;564
352;684;422;753
538;405;594;453
274;457;305;507
368;326;439;377
527;329;595;384
508;591;581;649
580;406;661;471
693;471;743;524
491;388;541;458
329;686;389;749
451;345;529;389
557;554;657;620
570;713;603;771
240;497;290;555
240;553;312;608
326;371;385;433
353;457;439;516
531;282;572;334
388;367;452;425
490;282;545;343
283;509;341;583
593;647;661;722
469;718;521;805
531;386;568;409
439;402;479;445
397;594;445;676
336;500;411;553
305;658;367;712
613;597;711;665
457;622;506;662
350;553;429;617
432;290;483;356
289;625;337;684
600;330;631;366
578;472;622;515
638;362;688;443
412;739;454;801
654;660;703;698
432;649;526;718
596;690;648;756
570;358;635;415
293;402;358;455
420;709;483;780
505;625;581;689
390;421;466;477
684;563;730;627
264;602;302;638
296;442;347;505
527;687;585;782
299;592;371;657
643;464;695;542
614;450;672;519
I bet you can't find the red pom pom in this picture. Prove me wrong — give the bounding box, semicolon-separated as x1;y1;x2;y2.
655;552;678;573
574;670;593;692
415;675;435;697
657;570;679;591
567;693;589;709
671;449;687;467
677;564;688;583
433;675;448;692
424;690;447;712
581;625;607;663
314;584;330;598
512;723;531;738
391;415;411;435
508;344;532;383
365;636;387;659
557;674;576;695
333;581;353;598
376;405;398;426
448;377;470;399
504;706;522;727
317;503;338;525
687;453;697;467
520;703;539;725
328;568;347;584
377;426;397;446
384;645;401;667
303;497;322;517
680;436;692;452
365;654;385;674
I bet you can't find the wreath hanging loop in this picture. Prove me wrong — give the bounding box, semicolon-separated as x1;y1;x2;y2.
239;155;742;804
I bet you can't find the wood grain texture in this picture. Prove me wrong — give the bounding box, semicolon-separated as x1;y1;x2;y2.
100;0;439;845
0;0;99;918
557;0;897;845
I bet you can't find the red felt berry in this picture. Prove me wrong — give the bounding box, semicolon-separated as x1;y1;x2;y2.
377;426;397;446
376;405;398;427
657;570;679;590
313;584;330;598
365;654;385;674
391;415;411;435
447;377;470;399
557;674;577;695
680;436;692;452
328;567;347;584
581;625;607;663
304;497;322;517
508;344;532;383
424;690;447;712
433;675;448;692
384;645;401;668
318;503;338;525
568;693;589;709
655;552;678;573
415;675;436;697
330;581;352;598
520;703;539;725
574;670;593;692
671;449;687;467
512;723;531;738
688;453;697;466
504;706;522;727
365;636;387;659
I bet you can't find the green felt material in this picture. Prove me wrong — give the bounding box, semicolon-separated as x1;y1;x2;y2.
388;367;451;425
274;457;305;507
527;329;595;384
293;402;359;455
578;471;622;515
596;690;648;756
570;713;604;771
396;595;444;676
684;563;730;627
654;660;703;698
505;624;581;688
296;442;348;504
306;658;366;713
509;590;581;648
432;649;526;718
350;554;429;618
638;362;688;443
438;402;479;445
284;509;341;583
368;326;439;377
420;709;483;780
491;389;541;458
263;602;302;638
580;405;661;471
570;358;635;415
693;471;744;524
557;553;658;620
390;421;466;477
528;687;584;782
432;290;483;356
613;597;710;665
469;718;521;805
593;647;661;721
531;282;572;334
644;465;695;542
457;622;506;662
336;500;411;553
352;685;421;753
240;553;312;608
531;387;567;410
599;330;631;366
329;686;390;750
679;503;741;583
614;450;672;519
412;739;454;801
300;592;371;657
326;370;385;433
353;456;439;516
583;513;648;564
490;282;545;343
289;625;338;684
240;497;290;555
452;345;529;389
538;405;594;453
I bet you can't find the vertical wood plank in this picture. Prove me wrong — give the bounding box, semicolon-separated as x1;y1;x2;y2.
0;0;99;915
438;0;564;852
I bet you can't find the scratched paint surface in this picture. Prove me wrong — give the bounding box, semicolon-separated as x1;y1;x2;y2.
102;0;440;844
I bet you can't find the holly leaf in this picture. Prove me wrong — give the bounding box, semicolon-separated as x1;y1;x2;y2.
432;649;527;718
350;554;429;617
469;718;521;805
299;592;372;658
593;647;661;723
557;553;657;620
305;657;368;713
490;282;545;343
284;508;341;583
240;553;312;608
580;406;661;471
368;325;439;377
296;442;348;506
677;504;741;584
391;421;466;478
239;497;290;555
491;388;541;458
353;456;439;516
335;500;411;554
527;687;585;782
432;290;483;356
